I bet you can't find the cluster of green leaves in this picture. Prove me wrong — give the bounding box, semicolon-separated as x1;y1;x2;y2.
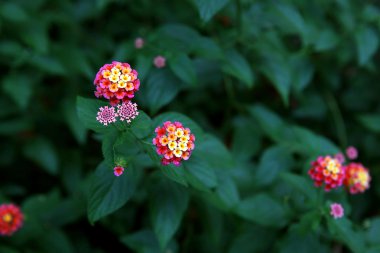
1;0;380;252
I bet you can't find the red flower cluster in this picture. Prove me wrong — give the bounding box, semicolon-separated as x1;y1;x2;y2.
308;156;345;191
153;121;195;166
94;61;140;106
343;163;371;194
0;203;23;236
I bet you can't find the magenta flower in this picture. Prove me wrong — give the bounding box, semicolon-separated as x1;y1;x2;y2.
346;146;358;160
330;203;344;219
96;106;117;126
334;153;345;164
113;166;124;177
134;37;144;49
153;56;166;68
116;101;139;123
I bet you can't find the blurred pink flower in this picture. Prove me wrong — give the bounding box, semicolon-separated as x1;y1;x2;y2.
113;166;124;177
153;55;166;68
134;37;144;49
96;106;117;126
0;203;23;236
346;146;358;160
117;101;139;123
334;153;345;164
330;203;344;219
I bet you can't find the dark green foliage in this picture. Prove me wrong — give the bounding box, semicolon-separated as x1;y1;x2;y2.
1;0;380;252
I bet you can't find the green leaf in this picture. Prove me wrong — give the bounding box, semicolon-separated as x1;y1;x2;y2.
130;111;153;139
235;194;288;227
290;54;314;93
357;114;380;133
2;74;33;110
280;172;317;202
355;27;379;65
196;134;234;169
76;96;113;133
231;117;262;161
254;146;293;187
121;230;161;253
214;174;240;210
184;152;218;191
314;29;339;51
0;2;28;22
87;161;140;224
260;55;291;106
138;69;182;114
222;49;254;88
365;218;380;246
272;3;308;44
135;55;152;82
192;0;230;22
150;178;189;249
249;105;339;156
194;37;223;60
62;98;87;144
23;137;59;175
142;142;188;187
327;218;366;253
169;54;197;86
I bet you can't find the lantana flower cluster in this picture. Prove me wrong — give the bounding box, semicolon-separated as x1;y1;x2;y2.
94;61;140;106
92;60;196;177
0;203;23;236
153;121;195;166
308;146;371;194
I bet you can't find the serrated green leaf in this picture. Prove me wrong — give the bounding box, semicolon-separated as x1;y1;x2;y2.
130;110;152;139
142;141;188;187
184;152;218;191
87;161;140;223
150;178;189;249
138;69;182;115
76;96;114;133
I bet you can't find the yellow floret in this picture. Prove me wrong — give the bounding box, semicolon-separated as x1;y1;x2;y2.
173;149;183;158
109;74;119;83
120;74;132;82
111;67;121;76
168;141;177;151
118;81;127;88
